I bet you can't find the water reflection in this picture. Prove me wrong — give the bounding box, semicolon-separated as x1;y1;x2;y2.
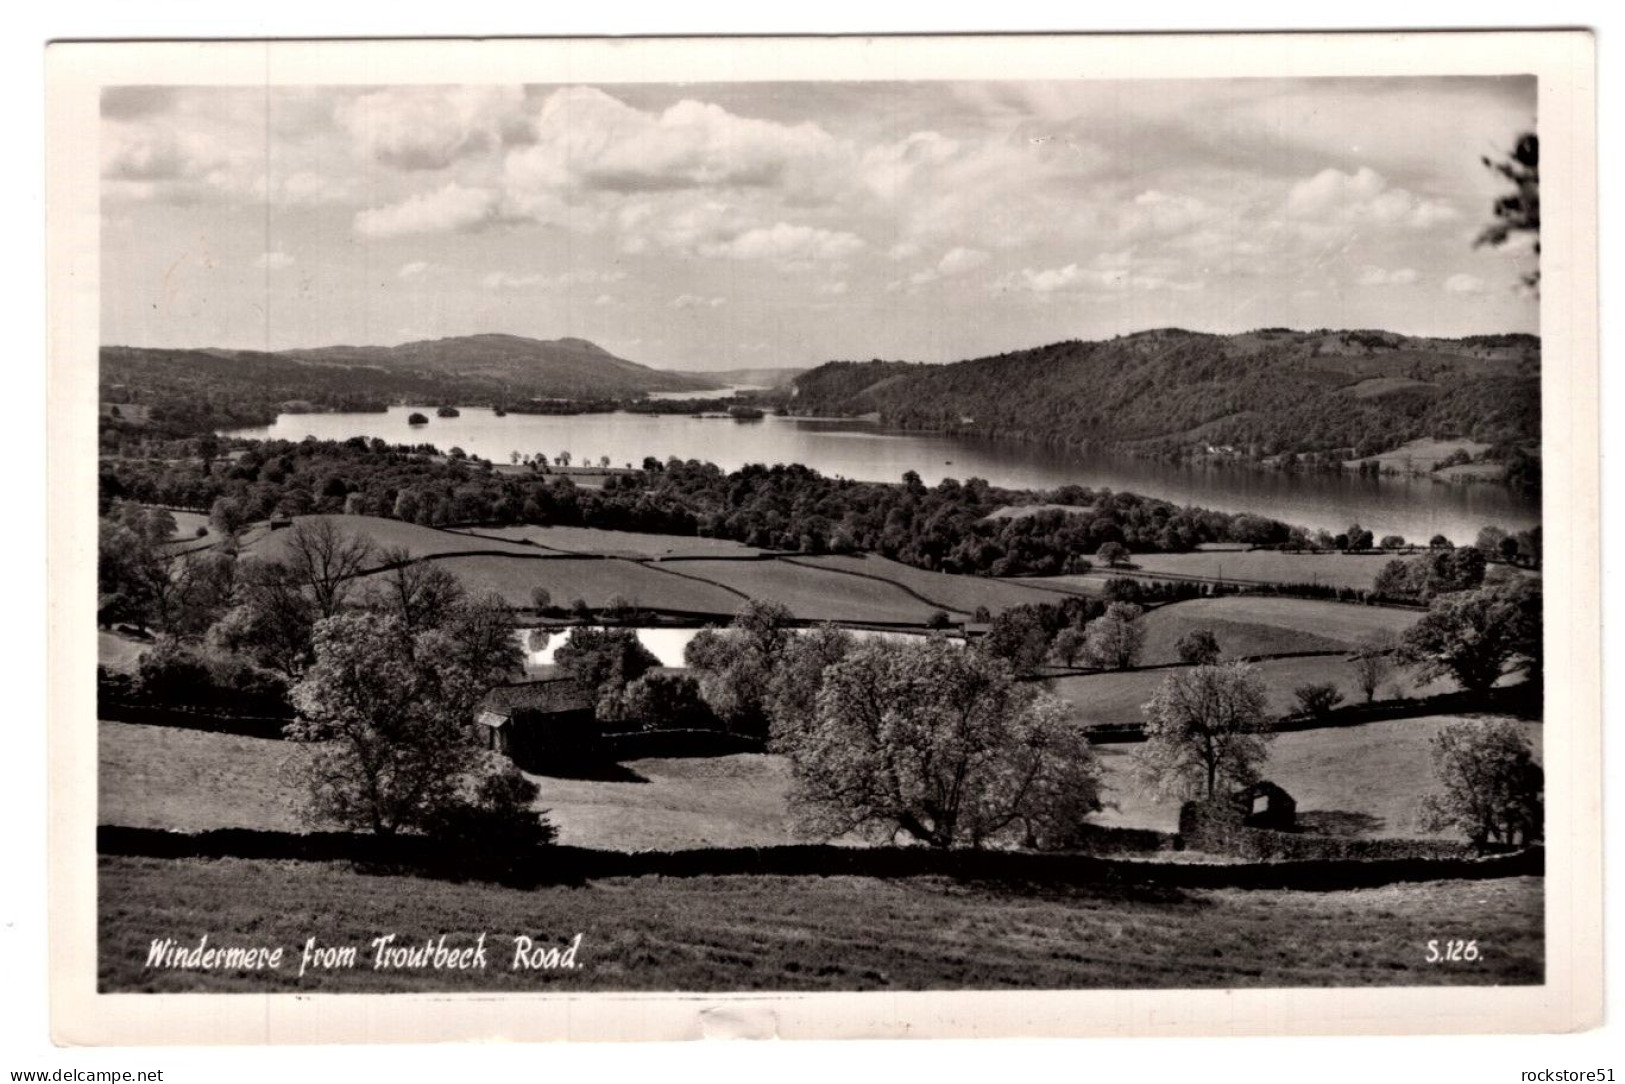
225;405;1539;544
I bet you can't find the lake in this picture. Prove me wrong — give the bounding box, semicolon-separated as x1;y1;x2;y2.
224;405;1540;544
521;626;950;673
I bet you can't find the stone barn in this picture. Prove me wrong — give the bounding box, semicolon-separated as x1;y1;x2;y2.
475;678;597;769
1231;780;1297;831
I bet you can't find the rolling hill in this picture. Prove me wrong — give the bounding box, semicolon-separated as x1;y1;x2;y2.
100;335;722;434
789;328;1540;466
287;333;717;396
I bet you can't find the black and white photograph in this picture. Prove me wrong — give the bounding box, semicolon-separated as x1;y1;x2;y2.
42;30;1601;1044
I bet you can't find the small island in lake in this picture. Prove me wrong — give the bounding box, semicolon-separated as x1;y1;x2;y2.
437;405;461;418
407;411;429;425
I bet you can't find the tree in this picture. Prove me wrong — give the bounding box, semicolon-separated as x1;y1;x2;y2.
1373;558;1414;601
207;558;319;680
1476;132;1540;292
764;623;856;747
554;627;659;708
1136;662;1272;801
1379;535;1406;551
209;496;250;539
97;519;166;629
618;671;715;732
1345;523;1374;551
779;638;1103;850
557;451;572;467
1050;626;1088;668
1293;681;1344;719
164;550;239;640
1419;720;1542;846
1402;579;1542;695
1475;526;1509;559
529;585;553;613
442;592;526;690
1351;632;1397;704
979;605;1051;675
685;599;795;737
283;518;376;619
1175;628;1222;666
287;612;494;835
364;547;466;637
1083;602;1144;670
1096;541;1131;568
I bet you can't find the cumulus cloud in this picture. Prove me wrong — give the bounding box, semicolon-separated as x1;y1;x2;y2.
557;268;628;286
1285;167;1459;230
904;246;991;288
481;268;626;289
254;251;295;270
697;222;864;267
355;184;504;239
672;294;726;309
1442;273;1486;295
992;255;1201;297
335;86;527;171
505;86;842;198
1355;266;1420;287
1121;190;1217;239
482;271;548;290
397;260;432;280
994;264;1087;295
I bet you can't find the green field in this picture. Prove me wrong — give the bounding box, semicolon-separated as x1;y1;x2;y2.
1345;438;1493;474
98;856;1542;992
100;721;308;833
1137;596;1419;664
1127;550;1403;591
456;524;765;558
357;554;744;613
1090;715;1542;836
1045;656;1451;732
540;754;801;850
243;515;541;562
102;711;1534;850
99;721;801;848
797;554;1082;615
671;559;940;624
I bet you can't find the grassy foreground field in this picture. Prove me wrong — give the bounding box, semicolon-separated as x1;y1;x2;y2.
1091;715;1543;836
101;714;1539;850
99;855;1542;992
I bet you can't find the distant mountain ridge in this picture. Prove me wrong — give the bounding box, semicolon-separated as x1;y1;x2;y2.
281;333;716;396
790;327;1540;465
100;334;721;435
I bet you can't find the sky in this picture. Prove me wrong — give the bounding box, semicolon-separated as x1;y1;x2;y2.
101;77;1539;370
